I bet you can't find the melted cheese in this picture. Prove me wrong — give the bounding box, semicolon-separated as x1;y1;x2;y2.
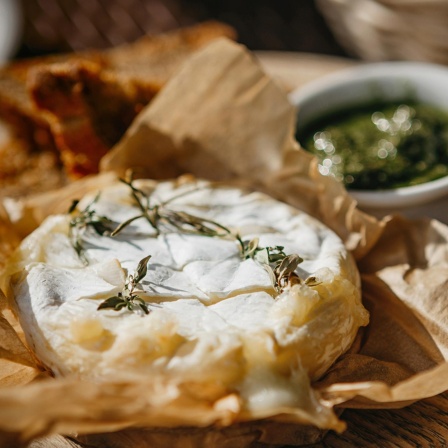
6;179;369;423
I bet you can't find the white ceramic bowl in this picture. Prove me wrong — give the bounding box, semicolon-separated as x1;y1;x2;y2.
289;61;448;222
0;0;21;64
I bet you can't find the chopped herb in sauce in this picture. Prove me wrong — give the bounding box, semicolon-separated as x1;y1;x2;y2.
296;102;448;190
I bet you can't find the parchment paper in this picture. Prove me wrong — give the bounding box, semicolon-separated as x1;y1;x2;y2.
1;38;448;446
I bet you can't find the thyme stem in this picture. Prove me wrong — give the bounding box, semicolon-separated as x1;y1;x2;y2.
97;255;151;314
69;177;314;296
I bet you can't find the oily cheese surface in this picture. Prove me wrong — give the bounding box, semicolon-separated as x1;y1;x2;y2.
8;179;368;421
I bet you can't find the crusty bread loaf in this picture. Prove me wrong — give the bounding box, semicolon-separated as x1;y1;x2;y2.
0;21;236;191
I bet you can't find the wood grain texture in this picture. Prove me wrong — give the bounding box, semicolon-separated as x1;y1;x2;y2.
317;392;448;447
29;435;83;448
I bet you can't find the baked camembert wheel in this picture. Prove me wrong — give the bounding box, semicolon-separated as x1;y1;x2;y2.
5;178;369;431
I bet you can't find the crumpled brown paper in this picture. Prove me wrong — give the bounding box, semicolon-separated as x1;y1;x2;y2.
1;38;448;447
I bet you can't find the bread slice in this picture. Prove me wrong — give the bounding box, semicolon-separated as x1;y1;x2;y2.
0;21;236;189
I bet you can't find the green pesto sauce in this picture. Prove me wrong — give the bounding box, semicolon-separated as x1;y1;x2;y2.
296;102;448;190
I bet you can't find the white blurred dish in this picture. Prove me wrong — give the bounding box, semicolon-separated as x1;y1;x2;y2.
289;61;448;222
0;0;21;63
316;0;448;65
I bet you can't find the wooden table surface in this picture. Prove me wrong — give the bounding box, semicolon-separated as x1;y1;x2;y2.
27;52;448;448
29;392;448;447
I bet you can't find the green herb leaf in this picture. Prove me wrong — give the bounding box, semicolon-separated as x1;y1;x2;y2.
242;237;260;259
110;214;145;236
97;295;126;311
276;254;303;280
133;297;150;314
68;199;80;214
135;255;152;284
68;193;114;264
98;256;152;315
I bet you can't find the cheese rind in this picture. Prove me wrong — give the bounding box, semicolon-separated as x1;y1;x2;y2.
7;179;369;427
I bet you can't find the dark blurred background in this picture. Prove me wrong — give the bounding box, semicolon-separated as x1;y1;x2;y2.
15;0;351;59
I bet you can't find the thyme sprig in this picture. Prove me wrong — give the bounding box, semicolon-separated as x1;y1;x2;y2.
69;177;317;297
241;237;286;263
269;254;322;293
112;175;317;294
244;237;304;293
68;193;114;264
269;253;303;293
110;173;246;253
242;237;320;293
97;255;151;314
